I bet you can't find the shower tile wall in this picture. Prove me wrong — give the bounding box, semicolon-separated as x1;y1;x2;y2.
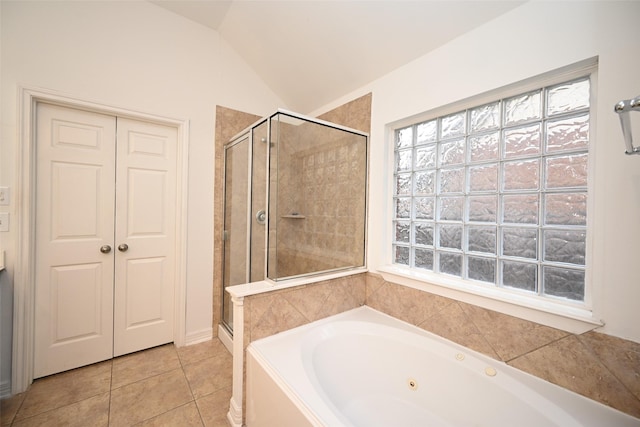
366;273;640;419
316;93;372;132
271;94;371;279
213;94;372;332
276;125;366;277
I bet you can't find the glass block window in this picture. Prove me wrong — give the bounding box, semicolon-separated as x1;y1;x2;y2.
392;77;590;303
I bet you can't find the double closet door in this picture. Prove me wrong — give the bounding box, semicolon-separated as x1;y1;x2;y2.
34;103;178;378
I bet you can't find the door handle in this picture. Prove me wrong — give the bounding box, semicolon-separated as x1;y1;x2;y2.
256;210;266;225
100;245;112;254
118;243;129;252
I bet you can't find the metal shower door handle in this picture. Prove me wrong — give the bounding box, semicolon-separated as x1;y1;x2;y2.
256;210;266;225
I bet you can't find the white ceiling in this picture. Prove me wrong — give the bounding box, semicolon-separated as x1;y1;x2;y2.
149;0;524;113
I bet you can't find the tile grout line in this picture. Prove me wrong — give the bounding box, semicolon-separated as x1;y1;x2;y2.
575;333;640;408
11;362;113;425
503;332;572;364
5;341;228;427
175;344;209;426
12;394;26;426
455;301;504;362
111;347;191;426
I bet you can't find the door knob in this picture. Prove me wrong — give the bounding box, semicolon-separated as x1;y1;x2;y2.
100;245;112;254
118;243;129;252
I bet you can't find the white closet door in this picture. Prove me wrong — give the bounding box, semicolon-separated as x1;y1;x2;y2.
34;104;179;377
113;118;177;356
34;103;116;378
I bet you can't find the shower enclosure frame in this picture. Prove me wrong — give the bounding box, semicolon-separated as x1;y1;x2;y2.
221;109;369;334
221;122;269;334
223;132;261;286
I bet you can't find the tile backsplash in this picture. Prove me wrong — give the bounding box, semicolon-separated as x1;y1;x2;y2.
244;273;366;343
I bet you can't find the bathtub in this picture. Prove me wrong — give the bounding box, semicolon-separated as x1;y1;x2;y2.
246;306;640;427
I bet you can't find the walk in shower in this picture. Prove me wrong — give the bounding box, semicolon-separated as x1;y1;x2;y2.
222;110;368;332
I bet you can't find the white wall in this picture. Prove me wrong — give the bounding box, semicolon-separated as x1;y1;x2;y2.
0;0;284;394
3;0;639;398
314;1;640;343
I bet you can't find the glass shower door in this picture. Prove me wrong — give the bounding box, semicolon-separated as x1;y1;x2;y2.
222;134;250;332
222;122;269;333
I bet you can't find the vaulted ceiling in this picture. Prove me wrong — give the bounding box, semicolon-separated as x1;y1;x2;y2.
149;1;524;113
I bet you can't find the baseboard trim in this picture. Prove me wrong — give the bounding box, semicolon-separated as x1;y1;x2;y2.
0;380;11;399
184;327;213;346
218;324;233;355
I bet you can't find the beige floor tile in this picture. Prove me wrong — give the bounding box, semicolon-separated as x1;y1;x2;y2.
112;344;181;390
4;338;238;427
109;368;193;426
177;339;229;367
12;392;110;427
1;392;26;426
16;361;112;420
183;354;232;399
195;387;232;427
136;402;203;427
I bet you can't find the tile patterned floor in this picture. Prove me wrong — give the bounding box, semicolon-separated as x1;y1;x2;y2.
0;339;232;427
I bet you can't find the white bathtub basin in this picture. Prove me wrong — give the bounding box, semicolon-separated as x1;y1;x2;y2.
246;306;640;427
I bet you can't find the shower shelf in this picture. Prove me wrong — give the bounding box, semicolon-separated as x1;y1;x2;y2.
282;214;306;219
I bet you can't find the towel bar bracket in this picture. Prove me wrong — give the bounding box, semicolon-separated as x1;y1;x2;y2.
614;95;640;156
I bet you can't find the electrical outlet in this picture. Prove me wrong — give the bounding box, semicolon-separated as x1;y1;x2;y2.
0;212;8;232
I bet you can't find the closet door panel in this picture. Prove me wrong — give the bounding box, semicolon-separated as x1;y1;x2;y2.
34;103;116;378
113;118;177;356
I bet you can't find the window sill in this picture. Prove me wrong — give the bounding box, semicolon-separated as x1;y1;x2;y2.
376;264;602;335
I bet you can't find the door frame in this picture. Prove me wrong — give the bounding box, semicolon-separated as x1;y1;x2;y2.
13;86;189;393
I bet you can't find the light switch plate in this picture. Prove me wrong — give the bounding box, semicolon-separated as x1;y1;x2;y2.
0;212;9;232
0;187;9;206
